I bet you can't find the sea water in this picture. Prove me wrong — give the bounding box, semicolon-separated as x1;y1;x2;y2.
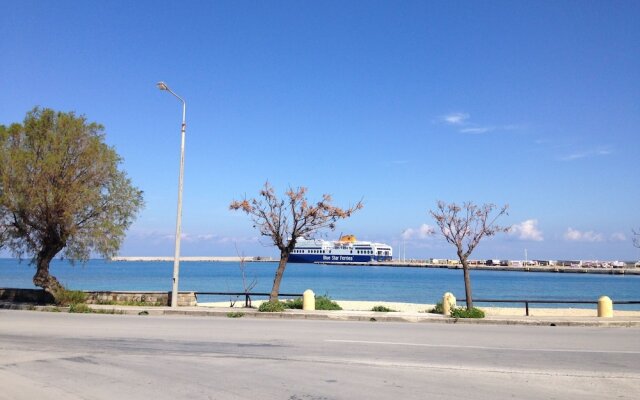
1;258;639;309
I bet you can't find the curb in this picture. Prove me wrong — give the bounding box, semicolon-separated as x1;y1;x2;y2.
3;302;640;327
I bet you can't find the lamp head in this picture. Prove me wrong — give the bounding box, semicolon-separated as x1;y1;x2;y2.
156;81;169;91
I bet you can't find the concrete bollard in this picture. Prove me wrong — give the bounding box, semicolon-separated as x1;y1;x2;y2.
442;292;456;316
303;289;315;311
597;296;613;318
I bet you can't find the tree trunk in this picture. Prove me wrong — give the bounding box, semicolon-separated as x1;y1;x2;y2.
33;245;64;297
461;258;473;309
269;250;290;302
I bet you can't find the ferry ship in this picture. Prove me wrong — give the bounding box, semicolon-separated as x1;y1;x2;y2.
288;235;393;263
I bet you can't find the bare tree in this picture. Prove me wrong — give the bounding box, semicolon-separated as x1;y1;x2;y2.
233;244;257;307
430;201;509;309
230;182;363;302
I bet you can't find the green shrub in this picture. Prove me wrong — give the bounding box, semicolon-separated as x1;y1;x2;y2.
283;297;303;309
258;301;286;312
450;307;485;318
227;312;245;318
315;295;342;311
282;295;342;310
54;289;87;306
428;302;444;314
68;303;92;313
371;305;396;312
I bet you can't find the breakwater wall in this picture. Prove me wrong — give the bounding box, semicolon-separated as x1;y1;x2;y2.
319;262;640;275
110;256;274;262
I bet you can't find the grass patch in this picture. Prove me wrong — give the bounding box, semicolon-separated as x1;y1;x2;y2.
371;305;396;312
428;302;444;314
227;312;245;318
54;289;87;306
92;308;125;315
450;307;485;319
95;300;164;307
68;304;125;314
68;303;92;313
258;301;286;312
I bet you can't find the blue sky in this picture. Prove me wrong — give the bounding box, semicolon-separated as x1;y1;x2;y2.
1;1;639;260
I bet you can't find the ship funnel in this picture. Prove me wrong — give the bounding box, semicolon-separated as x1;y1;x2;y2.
339;235;357;243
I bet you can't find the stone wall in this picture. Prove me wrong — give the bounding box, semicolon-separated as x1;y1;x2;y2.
84;291;170;306
0;288;198;307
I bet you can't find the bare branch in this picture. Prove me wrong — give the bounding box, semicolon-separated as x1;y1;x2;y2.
430;200;509;309
230;182;362;301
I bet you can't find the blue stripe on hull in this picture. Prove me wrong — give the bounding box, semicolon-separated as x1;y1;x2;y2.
288;254;392;263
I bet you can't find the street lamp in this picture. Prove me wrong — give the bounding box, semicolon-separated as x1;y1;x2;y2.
157;81;186;308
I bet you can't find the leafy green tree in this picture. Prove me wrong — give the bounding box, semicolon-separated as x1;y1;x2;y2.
0;108;144;296
231;182;362;302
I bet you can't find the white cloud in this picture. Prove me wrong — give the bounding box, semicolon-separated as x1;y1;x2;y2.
131;230;259;245
563;228;604;242
440;112;519;135
561;152;589;161
442;112;469;125
560;146;613;161
610;232;626;242
402;224;435;240
183;233;259;244
460;127;494;134
509;219;543;241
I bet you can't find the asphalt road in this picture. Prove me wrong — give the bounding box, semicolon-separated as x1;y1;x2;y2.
1;310;639;400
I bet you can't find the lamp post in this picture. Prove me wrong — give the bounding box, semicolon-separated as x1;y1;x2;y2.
157;81;186;308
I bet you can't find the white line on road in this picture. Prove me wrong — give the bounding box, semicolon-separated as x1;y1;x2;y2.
325;339;640;354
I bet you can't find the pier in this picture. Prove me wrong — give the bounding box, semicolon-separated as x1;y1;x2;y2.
110;256;275;262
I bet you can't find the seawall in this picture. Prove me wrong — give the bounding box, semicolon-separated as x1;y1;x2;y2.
110;256;274;262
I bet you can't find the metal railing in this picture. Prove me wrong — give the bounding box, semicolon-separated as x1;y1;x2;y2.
194;292;303;308
459;299;640;316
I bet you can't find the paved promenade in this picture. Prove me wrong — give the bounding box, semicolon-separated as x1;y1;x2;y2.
111;305;640;327
3;301;639;327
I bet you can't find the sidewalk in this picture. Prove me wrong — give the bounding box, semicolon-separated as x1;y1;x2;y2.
3;302;639;327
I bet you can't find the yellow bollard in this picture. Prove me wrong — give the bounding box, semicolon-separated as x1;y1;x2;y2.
442;292;456;316
597;296;613;318
303;289;315;311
